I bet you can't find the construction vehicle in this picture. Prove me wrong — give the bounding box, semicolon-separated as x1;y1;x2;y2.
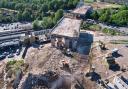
65;49;73;57
62;60;69;69
99;40;106;50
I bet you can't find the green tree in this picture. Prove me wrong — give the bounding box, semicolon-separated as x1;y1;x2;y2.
33;20;39;30
111;10;128;26
73;0;79;6
1;0;8;8
0;0;79;28
47;17;54;28
54;9;63;22
15;3;24;10
91;11;99;20
99;9;111;22
22;9;32;21
0;14;3;22
120;5;128;10
41;17;49;29
17;12;23;21
40;4;48;13
68;0;74;9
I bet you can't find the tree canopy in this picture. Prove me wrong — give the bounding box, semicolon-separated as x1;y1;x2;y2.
90;5;128;26
0;0;79;30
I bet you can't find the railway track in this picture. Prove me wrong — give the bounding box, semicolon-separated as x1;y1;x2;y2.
0;29;33;37
0;29;53;42
0;16;63;42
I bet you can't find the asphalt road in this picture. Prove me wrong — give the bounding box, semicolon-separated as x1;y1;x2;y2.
0;29;32;37
94;36;128;42
98;23;128;35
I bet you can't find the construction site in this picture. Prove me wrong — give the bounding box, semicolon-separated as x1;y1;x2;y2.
0;4;128;89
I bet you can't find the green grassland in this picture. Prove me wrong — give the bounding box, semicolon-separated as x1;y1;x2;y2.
84;0;94;3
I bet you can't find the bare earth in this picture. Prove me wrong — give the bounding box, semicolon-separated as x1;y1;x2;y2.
25;43;97;89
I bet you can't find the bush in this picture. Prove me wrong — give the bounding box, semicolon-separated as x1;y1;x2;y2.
102;28;120;35
81;22;101;31
7;60;17;65
91;6;128;26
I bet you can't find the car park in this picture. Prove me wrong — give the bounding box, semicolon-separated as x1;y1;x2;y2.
8;53;14;58
0;55;6;60
16;49;20;55
3;52;9;56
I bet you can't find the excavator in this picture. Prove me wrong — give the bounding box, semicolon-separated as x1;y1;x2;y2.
99;40;106;50
62;60;69;69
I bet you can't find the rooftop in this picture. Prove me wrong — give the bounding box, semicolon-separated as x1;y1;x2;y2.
52;18;81;38
72;5;91;15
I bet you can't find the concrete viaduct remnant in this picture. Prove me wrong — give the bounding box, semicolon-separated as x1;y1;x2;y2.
51;5;93;50
51;17;82;50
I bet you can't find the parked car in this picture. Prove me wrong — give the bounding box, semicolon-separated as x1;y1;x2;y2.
3;52;9;56
8;54;14;58
16;49;20;55
0;55;6;60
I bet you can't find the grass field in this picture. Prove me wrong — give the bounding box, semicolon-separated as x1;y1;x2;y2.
84;0;94;3
92;2;121;9
81;22;101;31
110;40;128;44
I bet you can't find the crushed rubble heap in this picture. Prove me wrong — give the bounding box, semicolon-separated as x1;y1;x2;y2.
23;44;97;89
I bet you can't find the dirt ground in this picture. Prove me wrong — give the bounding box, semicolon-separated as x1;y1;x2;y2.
91;2;121;10
0;63;4;89
92;42;128;81
24;43;97;89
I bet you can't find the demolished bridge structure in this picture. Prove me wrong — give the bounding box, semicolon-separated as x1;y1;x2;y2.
51;17;82;50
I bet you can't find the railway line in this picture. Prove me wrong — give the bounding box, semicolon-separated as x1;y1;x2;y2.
0;29;32;37
0;29;53;42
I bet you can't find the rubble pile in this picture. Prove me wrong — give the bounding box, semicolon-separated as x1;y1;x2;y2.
25;46;85;75
22;44;97;89
22;71;71;89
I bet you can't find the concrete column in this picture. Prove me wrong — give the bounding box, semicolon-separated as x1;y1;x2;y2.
57;37;64;48
72;40;77;50
64;38;70;48
51;38;56;47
